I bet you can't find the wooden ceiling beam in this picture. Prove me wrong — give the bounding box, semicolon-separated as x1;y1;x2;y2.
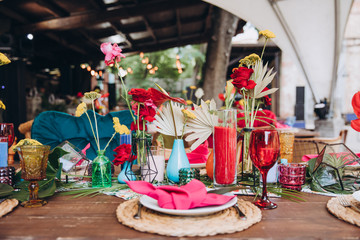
129;33;210;53
142;17;157;43
15;0;206;34
110;21;134;48
176;9;182;39
35;0;68;17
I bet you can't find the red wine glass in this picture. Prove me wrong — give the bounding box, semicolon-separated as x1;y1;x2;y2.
249;129;280;209
0;123;14;148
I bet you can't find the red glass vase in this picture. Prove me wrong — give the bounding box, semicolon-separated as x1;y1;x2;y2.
213;109;237;187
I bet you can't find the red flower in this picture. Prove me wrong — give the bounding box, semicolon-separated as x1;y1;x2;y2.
351;91;360;132
77;92;84;98
113;144;136;166
100;42;125;66
132;100;157;123
218;93;225;102
128;88;151;103
261;87;272;106
237;110;276;128
231;67;256;90
148;88;186;107
131;120;147;131
352;91;360;117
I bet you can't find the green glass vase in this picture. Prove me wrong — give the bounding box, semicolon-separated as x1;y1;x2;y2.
92;150;112;188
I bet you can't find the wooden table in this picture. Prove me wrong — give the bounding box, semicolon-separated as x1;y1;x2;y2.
0;193;358;239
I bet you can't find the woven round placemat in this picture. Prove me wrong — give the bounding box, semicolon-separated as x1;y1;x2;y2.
116;198;262;237
327;196;360;227
0;199;18;217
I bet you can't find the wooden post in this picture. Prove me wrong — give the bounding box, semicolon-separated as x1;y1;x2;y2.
203;7;238;107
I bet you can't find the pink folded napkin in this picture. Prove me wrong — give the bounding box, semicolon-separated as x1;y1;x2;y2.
186;141;209;164
126;179;235;210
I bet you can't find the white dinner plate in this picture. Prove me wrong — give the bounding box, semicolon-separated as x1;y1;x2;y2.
352;190;360;202
139;194;237;216
190;163;206;168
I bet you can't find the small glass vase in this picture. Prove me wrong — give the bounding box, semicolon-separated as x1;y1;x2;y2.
126;134;158;183
92;150;112;188
166;139;190;183
213;109;237;187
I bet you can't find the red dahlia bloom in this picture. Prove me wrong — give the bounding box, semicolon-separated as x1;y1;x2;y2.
128;88;151;102
231;67;256;90
113;144;136;166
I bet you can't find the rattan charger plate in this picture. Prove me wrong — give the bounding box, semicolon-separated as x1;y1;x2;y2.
327;195;360;227
116;198;262;237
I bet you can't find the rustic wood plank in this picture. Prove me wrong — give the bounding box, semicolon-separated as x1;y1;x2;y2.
0;193;359;239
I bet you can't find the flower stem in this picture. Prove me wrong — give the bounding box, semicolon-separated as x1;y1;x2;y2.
115;62;137;125
169;101;178;139
260;38;269;60
181;117;188;139
85;111;100;150
103;132;116;152
91;101;100;151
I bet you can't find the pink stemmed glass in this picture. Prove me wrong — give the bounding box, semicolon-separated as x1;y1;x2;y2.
0;123;14;148
249;129;280;209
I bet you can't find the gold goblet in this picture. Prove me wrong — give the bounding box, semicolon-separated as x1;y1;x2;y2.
17;145;50;208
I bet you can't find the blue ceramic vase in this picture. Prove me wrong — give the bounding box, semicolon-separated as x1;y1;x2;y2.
118;161;136;183
166;139;190;183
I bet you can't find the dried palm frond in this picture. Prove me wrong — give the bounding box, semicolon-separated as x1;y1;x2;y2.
153;102;184;137
184;99;218;151
252;60;278;99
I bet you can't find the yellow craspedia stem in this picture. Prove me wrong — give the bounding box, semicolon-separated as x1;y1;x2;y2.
75;102;87;117
0;100;6;110
84;91;101;100
0;52;11;66
259;30;276;39
182;109;196;120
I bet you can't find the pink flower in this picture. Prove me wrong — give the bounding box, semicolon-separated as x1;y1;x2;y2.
100;42;125;66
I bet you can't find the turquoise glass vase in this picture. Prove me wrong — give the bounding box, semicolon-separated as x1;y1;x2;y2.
92;150;112;188
118;161;136;183
166;139;190;183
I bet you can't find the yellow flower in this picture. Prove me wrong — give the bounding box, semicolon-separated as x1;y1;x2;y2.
259;30;276;39
113;117;120;124
0;53;11;66
113;118;130;134
13;139;43;151
182;90;188;94
75;102;87;117
238;99;245;106
182;109;196;120
204;100;211;105
84;91;101;101
186;100;193;105
189;86;197;90
239;53;260;67
0;100;6;110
